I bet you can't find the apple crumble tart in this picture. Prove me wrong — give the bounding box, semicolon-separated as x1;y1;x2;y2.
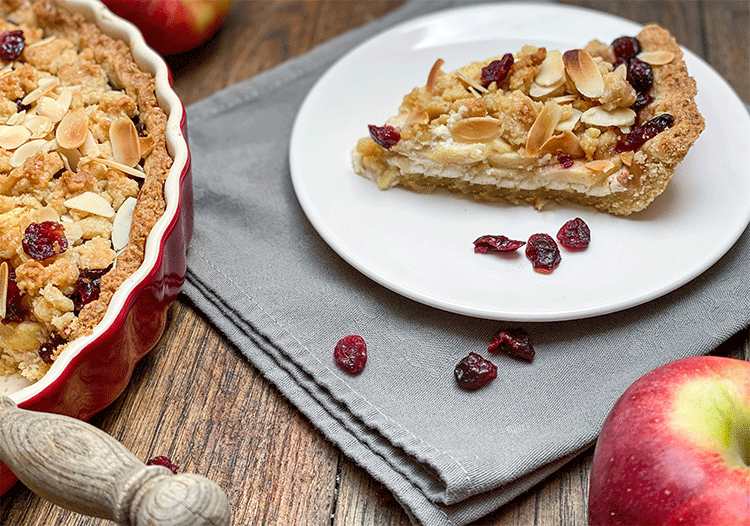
0;0;171;381
352;24;704;216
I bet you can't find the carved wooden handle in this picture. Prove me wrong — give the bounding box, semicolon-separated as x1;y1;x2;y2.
0;396;231;525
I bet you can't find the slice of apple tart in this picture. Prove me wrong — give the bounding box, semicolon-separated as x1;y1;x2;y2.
351;24;704;216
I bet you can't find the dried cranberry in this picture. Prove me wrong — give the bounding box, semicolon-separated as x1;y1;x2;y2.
22;221;68;261
70;277;100;315
146;455;179;474
488;328;535;362
473;235;525;254
617;113;675;152
38;332;65;365
480;53;514;87
0;30;25;62
626;59;653;94
2;265;25;323
630;91;654;113
334;335;367;375
525;233;561;274
611;36;641;63
556;218;591;251
368;124;400;149
13;97;30;113
557;152;574;168
454;352;497;391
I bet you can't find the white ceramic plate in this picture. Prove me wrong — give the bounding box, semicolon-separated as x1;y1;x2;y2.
289;3;750;322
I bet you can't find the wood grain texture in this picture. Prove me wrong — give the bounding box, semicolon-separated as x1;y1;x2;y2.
0;1;747;525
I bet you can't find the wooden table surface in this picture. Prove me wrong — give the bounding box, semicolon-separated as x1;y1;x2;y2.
1;1;748;525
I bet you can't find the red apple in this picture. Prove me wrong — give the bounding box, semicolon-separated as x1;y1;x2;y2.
102;0;232;56
588;355;750;525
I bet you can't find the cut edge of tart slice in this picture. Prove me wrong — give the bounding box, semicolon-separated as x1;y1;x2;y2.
351;24;705;216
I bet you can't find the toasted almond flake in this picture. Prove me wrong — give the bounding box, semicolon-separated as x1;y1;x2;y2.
112;197;137;251
529;79;564;98
539;131;585;158
535;50;565;87
636;50;674;66
404;109;429;126
56;109;88;149
563;49;604;98
451;116;503;143
581;106;636;127
24;115;54;138
84;156;146;179
10;139;48;167
550;94;577;104
79;130;101;157
585;159;615;172
58;147;80;172
61;221;83;244
36;207;60;223
55;87;73;114
455;70;488;94
526;101;563;155
614;62;628;79
620;150;634;166
555;108;582;132
138;134;155;157
0;261;7;320
36;96;66;122
26;36;56;49
0;124;31;149
6;110;25;126
21;77;59;106
110;117;140;167
64;191;115;218
426;58;445;95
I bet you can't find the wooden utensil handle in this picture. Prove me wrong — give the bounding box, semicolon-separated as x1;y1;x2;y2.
0;396;231;525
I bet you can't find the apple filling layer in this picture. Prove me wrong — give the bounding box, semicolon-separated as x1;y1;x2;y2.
352;24;704;215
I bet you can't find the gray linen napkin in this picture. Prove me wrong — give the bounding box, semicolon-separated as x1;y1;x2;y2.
182;1;750;524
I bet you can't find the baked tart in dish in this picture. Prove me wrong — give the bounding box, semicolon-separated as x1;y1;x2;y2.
0;0;171;382
352;24;704;216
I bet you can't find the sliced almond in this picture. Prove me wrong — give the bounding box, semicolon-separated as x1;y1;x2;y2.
79;130;101;157
21;77;59;106
64;191;115;218
526;101;563;155
10;139;49;167
404;109;429;127
84;156;146;179
539;131;585;157
636;50;674;66
36;96;66;122
455;70;488;94
110;117;140;167
55;87;73;114
620;150;634;167
58;147;81;172
26;36;57;49
535;50;565;87
581;106;636;127
112;196;137;251
451;116;503;143
555;108;582;132
585;159;615;172
549;94;577;104
529;78;565;99
426;58;445;95
24;115;54;138
0;124;31;150
56;109;89;149
6;110;25;126
614;62;627;79
36;206;60;223
62;220;83;244
563;49;604;99
0;261;7;320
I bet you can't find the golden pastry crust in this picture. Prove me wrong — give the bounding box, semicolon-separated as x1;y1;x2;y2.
0;0;171;381
352;24;704;216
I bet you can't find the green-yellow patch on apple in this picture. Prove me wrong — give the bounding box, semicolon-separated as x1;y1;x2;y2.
670;378;750;468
